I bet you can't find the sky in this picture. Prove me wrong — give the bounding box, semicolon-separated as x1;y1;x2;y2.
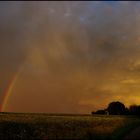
1;1;140;113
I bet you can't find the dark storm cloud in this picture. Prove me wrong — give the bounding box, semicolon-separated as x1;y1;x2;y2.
1;1;140;113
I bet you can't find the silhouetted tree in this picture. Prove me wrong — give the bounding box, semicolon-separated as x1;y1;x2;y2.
96;110;106;115
107;101;126;115
125;107;130;115
91;111;95;115
92;110;106;115
91;101;140;116
129;105;140;115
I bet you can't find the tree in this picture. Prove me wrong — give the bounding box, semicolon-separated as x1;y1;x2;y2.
129;105;140;115
107;101;126;115
96;110;106;115
125;107;130;115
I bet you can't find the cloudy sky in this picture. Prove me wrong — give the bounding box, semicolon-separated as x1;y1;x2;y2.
1;1;140;113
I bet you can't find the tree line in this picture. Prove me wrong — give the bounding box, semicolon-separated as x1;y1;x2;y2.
91;101;140;115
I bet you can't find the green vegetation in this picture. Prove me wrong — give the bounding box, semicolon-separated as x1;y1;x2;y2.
0;113;140;139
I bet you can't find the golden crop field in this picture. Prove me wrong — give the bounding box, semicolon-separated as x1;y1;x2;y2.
0;113;140;139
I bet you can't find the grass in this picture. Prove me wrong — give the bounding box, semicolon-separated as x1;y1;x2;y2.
0;113;140;139
110;116;140;140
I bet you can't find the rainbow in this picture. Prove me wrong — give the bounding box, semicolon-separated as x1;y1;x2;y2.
0;69;21;112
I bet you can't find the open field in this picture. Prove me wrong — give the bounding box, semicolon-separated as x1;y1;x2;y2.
0;113;140;139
